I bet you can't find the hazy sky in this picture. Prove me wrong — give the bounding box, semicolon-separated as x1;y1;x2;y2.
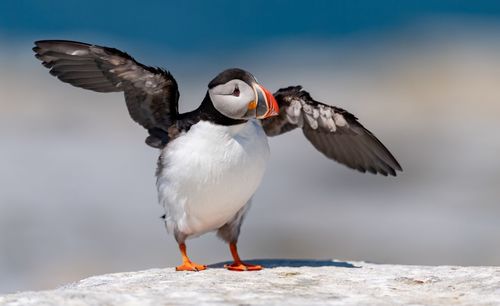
2;0;500;52
2;0;500;294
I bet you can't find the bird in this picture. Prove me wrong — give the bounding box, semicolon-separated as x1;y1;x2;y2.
33;40;402;272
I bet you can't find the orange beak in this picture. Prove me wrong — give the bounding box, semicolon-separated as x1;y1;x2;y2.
252;84;280;119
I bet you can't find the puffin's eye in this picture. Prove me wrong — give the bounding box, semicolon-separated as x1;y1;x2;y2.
232;85;240;97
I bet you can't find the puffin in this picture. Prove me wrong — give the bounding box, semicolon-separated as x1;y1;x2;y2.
33;40;402;272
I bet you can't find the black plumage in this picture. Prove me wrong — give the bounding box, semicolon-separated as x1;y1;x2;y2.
34;40;401;175
33;40;403;272
262;86;402;176
34;40;179;132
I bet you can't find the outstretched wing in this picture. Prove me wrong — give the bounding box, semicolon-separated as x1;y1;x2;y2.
33;40;179;144
262;86;402;176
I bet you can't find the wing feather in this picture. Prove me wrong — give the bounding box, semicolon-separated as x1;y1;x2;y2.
33;40;179;133
262;86;402;176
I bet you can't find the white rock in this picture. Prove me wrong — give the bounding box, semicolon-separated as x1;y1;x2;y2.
1;260;499;306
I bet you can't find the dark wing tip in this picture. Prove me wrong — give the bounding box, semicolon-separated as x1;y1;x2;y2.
302;117;402;177
365;140;402;177
393;161;403;173
34;39;92;46
270;84;403;177
371;137;403;176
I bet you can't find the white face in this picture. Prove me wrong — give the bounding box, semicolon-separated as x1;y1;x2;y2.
208;79;256;119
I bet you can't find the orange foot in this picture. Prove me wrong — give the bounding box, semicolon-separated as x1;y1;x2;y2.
176;262;207;272
224;262;262;271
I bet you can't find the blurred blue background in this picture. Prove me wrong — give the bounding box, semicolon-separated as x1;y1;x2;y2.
1;0;500;294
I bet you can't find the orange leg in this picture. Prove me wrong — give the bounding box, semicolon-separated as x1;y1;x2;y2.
175;243;207;271
224;242;262;271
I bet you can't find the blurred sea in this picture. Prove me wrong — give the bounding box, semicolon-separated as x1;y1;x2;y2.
1;20;500;293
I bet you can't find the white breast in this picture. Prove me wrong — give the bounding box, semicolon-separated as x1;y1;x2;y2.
156;120;269;237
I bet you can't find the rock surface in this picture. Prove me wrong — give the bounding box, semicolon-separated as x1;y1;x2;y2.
1;259;499;305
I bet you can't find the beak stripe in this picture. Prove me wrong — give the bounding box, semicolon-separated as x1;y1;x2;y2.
248;100;257;110
252;83;280;119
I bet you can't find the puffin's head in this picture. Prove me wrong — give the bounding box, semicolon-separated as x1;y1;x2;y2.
207;68;279;120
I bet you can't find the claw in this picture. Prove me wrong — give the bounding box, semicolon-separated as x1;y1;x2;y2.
175;243;207;272
176;262;207;272
225;242;263;272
